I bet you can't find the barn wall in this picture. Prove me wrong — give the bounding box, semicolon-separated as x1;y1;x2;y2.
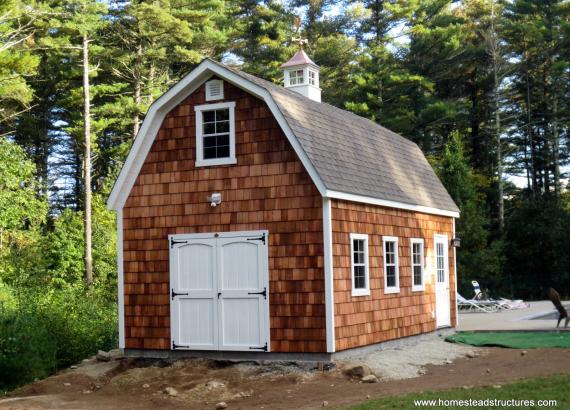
331;199;456;351
122;79;325;353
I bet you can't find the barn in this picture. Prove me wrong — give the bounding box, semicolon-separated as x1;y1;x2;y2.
107;50;460;360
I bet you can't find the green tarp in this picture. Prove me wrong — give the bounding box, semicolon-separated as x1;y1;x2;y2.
446;331;570;349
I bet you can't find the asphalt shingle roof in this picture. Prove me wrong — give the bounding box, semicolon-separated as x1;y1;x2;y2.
212;60;459;213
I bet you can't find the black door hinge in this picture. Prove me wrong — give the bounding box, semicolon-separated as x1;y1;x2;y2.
249;342;268;352
171;289;189;300
248;287;267;299
172;341;189;350
170;238;188;248
247;233;266;245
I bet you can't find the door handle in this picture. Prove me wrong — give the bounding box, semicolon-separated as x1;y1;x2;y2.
218;292;222;299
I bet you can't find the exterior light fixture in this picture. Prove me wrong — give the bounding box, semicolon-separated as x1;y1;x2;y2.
208;192;222;207
451;237;461;248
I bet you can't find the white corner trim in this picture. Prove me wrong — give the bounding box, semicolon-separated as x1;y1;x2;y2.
325;190;460;218
350;233;370;297
117;208;125;349
195;101;236;167
410;238;425;292
107;59;327;211
382;236;400;294
452;219;459;327
322;198;335;353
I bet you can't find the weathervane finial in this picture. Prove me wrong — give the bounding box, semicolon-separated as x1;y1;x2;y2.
292;16;308;49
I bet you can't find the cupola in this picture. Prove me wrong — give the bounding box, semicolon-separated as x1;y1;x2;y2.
281;49;321;102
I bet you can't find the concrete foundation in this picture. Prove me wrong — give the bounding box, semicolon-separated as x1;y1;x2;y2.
124;327;455;363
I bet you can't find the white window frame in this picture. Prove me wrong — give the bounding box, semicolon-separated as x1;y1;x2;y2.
194;101;237;167
308;69;317;86
382;236;400;294
350;233;370;297
205;79;224;101
410;238;425;292
288;68;305;86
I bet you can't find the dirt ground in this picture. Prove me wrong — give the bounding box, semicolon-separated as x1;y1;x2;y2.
2;347;570;410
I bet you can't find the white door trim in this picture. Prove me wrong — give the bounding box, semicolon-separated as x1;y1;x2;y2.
169;230;270;352
434;234;451;328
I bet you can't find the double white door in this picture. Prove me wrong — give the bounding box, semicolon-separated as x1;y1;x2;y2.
170;231;269;352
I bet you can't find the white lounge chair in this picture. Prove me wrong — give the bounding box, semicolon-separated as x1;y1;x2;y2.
472;281;529;310
457;293;500;313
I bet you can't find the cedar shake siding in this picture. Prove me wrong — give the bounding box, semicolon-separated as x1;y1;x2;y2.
122;80;325;352
332;199;457;352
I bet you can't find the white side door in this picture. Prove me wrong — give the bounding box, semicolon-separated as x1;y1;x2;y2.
434;234;451;327
218;234;269;351
170;237;218;350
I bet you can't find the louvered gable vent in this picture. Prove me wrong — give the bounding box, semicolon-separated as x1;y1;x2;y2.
205;79;224;101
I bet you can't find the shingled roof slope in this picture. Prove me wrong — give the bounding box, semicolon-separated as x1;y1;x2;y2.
211;60;459;213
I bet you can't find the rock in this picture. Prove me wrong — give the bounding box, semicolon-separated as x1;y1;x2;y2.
96;350;112;362
521;350;527;356
361;375;379;383
108;348;124;360
215;402;228;410
142;384;150;389
466;351;477;359
163;387;178;396
493;385;502;389
63;382;71;387
366;395;371;399
417;369;427;375
486;368;491;374
342;362;372;379
322;401;328;407
239;390;253;398
70;365;77;369
445;359;453;364
206;380;226;390
82;390;92;394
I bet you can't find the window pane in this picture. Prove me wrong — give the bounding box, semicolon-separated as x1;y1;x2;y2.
354;266;365;289
386;266;396;287
216;109;229;121
216;120;229;133
413;266;422;286
216;134;229;146
203;135;217;148
203;122;216;135
217;145;230;158
203;110;215;123
203;147;217;159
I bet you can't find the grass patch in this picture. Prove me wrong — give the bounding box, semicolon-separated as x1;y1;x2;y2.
347;373;570;409
446;332;570;349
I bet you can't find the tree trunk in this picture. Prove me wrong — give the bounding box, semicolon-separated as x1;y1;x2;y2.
552;97;560;195
83;34;93;286
133;43;142;139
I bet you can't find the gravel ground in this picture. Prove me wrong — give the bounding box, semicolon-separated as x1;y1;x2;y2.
343;334;476;380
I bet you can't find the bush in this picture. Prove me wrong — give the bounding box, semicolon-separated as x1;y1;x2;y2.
0;285;118;390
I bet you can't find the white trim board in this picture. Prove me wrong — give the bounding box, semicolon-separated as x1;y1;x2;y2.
326;191;460;218
117;208;125;349
322;198;335;352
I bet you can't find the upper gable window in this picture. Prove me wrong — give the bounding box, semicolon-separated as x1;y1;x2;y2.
289;69;304;86
205;79;224;101
194;101;236;167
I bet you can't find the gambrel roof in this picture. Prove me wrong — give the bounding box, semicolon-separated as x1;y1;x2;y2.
108;59;459;217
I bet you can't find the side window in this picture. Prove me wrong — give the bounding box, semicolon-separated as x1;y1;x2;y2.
350;233;370;296
194;101;236;167
383;236;400;294
410;238;425;291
